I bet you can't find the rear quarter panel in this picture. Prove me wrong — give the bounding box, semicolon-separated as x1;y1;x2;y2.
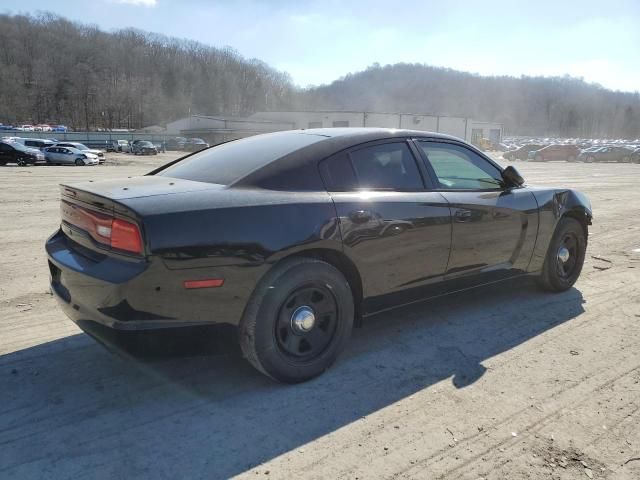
120;188;342;326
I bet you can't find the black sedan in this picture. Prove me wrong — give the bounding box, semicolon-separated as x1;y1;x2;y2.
46;128;592;383
0;140;45;165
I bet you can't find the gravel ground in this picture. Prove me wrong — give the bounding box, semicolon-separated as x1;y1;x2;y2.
1;152;639;480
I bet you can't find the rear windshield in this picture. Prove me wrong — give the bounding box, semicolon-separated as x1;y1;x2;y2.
156;132;325;185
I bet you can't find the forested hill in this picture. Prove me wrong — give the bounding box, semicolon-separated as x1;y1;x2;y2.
0;13;294;130
1;13;639;138
299;63;640;138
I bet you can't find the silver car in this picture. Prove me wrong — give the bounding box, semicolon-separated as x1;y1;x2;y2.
43;146;99;166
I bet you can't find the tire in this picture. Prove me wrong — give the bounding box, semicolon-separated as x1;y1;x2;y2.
622;156;630;163
586;156;595;163
75;158;85;166
567;155;576;162
535;155;543;162
537;217;587;292
239;257;354;383
17;159;26;167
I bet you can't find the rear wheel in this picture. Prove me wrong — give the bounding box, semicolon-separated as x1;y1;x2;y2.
537;217;587;292
622;156;630;163
535;154;543;162
240;258;354;383
17;158;26;166
75;158;85;166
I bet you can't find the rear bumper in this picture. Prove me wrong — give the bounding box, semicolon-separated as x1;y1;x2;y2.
46;229;250;332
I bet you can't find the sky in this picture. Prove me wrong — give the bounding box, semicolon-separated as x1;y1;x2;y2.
4;0;640;92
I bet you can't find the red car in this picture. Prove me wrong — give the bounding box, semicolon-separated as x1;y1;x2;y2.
528;144;581;162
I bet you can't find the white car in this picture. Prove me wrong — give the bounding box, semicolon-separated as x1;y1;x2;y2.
53;142;105;163
43;146;99;166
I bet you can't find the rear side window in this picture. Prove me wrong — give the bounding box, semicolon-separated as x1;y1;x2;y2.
157;132;325;185
320;142;423;191
350;142;423;190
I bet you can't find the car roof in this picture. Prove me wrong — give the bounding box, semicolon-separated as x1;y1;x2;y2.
299;127;460;142
232;128;476;189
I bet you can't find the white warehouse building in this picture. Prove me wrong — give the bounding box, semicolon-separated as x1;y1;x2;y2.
165;111;503;146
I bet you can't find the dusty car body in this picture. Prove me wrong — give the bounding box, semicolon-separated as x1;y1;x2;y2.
46;128;592;382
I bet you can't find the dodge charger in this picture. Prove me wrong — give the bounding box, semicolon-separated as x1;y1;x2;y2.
46;128;592;383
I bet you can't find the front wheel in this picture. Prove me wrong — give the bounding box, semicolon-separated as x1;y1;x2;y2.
75;158;85;166
240;258;354;383
537;217;587;292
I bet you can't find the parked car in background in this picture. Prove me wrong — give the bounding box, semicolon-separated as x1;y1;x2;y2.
578;146;634;163
84;140;118;152
0;140;45;165
51;125;69;132
43;146;99;166
16;125;35;132
35;124;52;132
131;140;158;155
528;144;581;162
184;137;209;152
53;142;105;163
13;138;55;151
116;140;131;152
503;144;546;161
166;137;187;150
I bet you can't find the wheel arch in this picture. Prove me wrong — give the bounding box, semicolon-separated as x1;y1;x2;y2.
270;248;364;325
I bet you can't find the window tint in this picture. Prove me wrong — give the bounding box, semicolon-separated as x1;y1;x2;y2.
418;141;503;190
308;121;322;128
332;120;349;127
319;152;357;191
157;131;325;185
349;142;423;190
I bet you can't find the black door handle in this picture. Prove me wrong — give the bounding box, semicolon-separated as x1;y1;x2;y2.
350;210;372;224
454;209;472;222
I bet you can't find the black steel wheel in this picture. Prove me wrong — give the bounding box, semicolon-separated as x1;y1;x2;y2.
538;217;587;292
275;284;338;361
240;257;354;383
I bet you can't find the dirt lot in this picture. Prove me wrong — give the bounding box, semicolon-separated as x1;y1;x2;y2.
1;152;639;479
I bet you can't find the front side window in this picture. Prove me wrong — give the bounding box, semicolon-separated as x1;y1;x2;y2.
418;141;503;190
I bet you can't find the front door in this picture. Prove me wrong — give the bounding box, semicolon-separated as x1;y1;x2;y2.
319;140;452;313
415;140;538;281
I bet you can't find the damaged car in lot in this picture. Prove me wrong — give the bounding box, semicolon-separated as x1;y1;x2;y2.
46;128;592;383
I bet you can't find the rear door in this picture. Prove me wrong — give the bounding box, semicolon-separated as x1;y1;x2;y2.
320;139;452;312
415;140;538;282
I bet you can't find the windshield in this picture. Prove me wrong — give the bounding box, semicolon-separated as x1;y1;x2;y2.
157;132;325;185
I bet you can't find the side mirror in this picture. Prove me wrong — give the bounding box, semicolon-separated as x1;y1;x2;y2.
502;165;524;187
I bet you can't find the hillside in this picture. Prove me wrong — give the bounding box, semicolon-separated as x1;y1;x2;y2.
0;13;294;130
1;13;638;138
299;63;640;138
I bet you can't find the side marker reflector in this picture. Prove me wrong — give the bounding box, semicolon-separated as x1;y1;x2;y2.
184;279;224;289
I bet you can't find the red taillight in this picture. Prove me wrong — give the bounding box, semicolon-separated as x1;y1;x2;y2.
110;219;143;254
61;201;143;254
